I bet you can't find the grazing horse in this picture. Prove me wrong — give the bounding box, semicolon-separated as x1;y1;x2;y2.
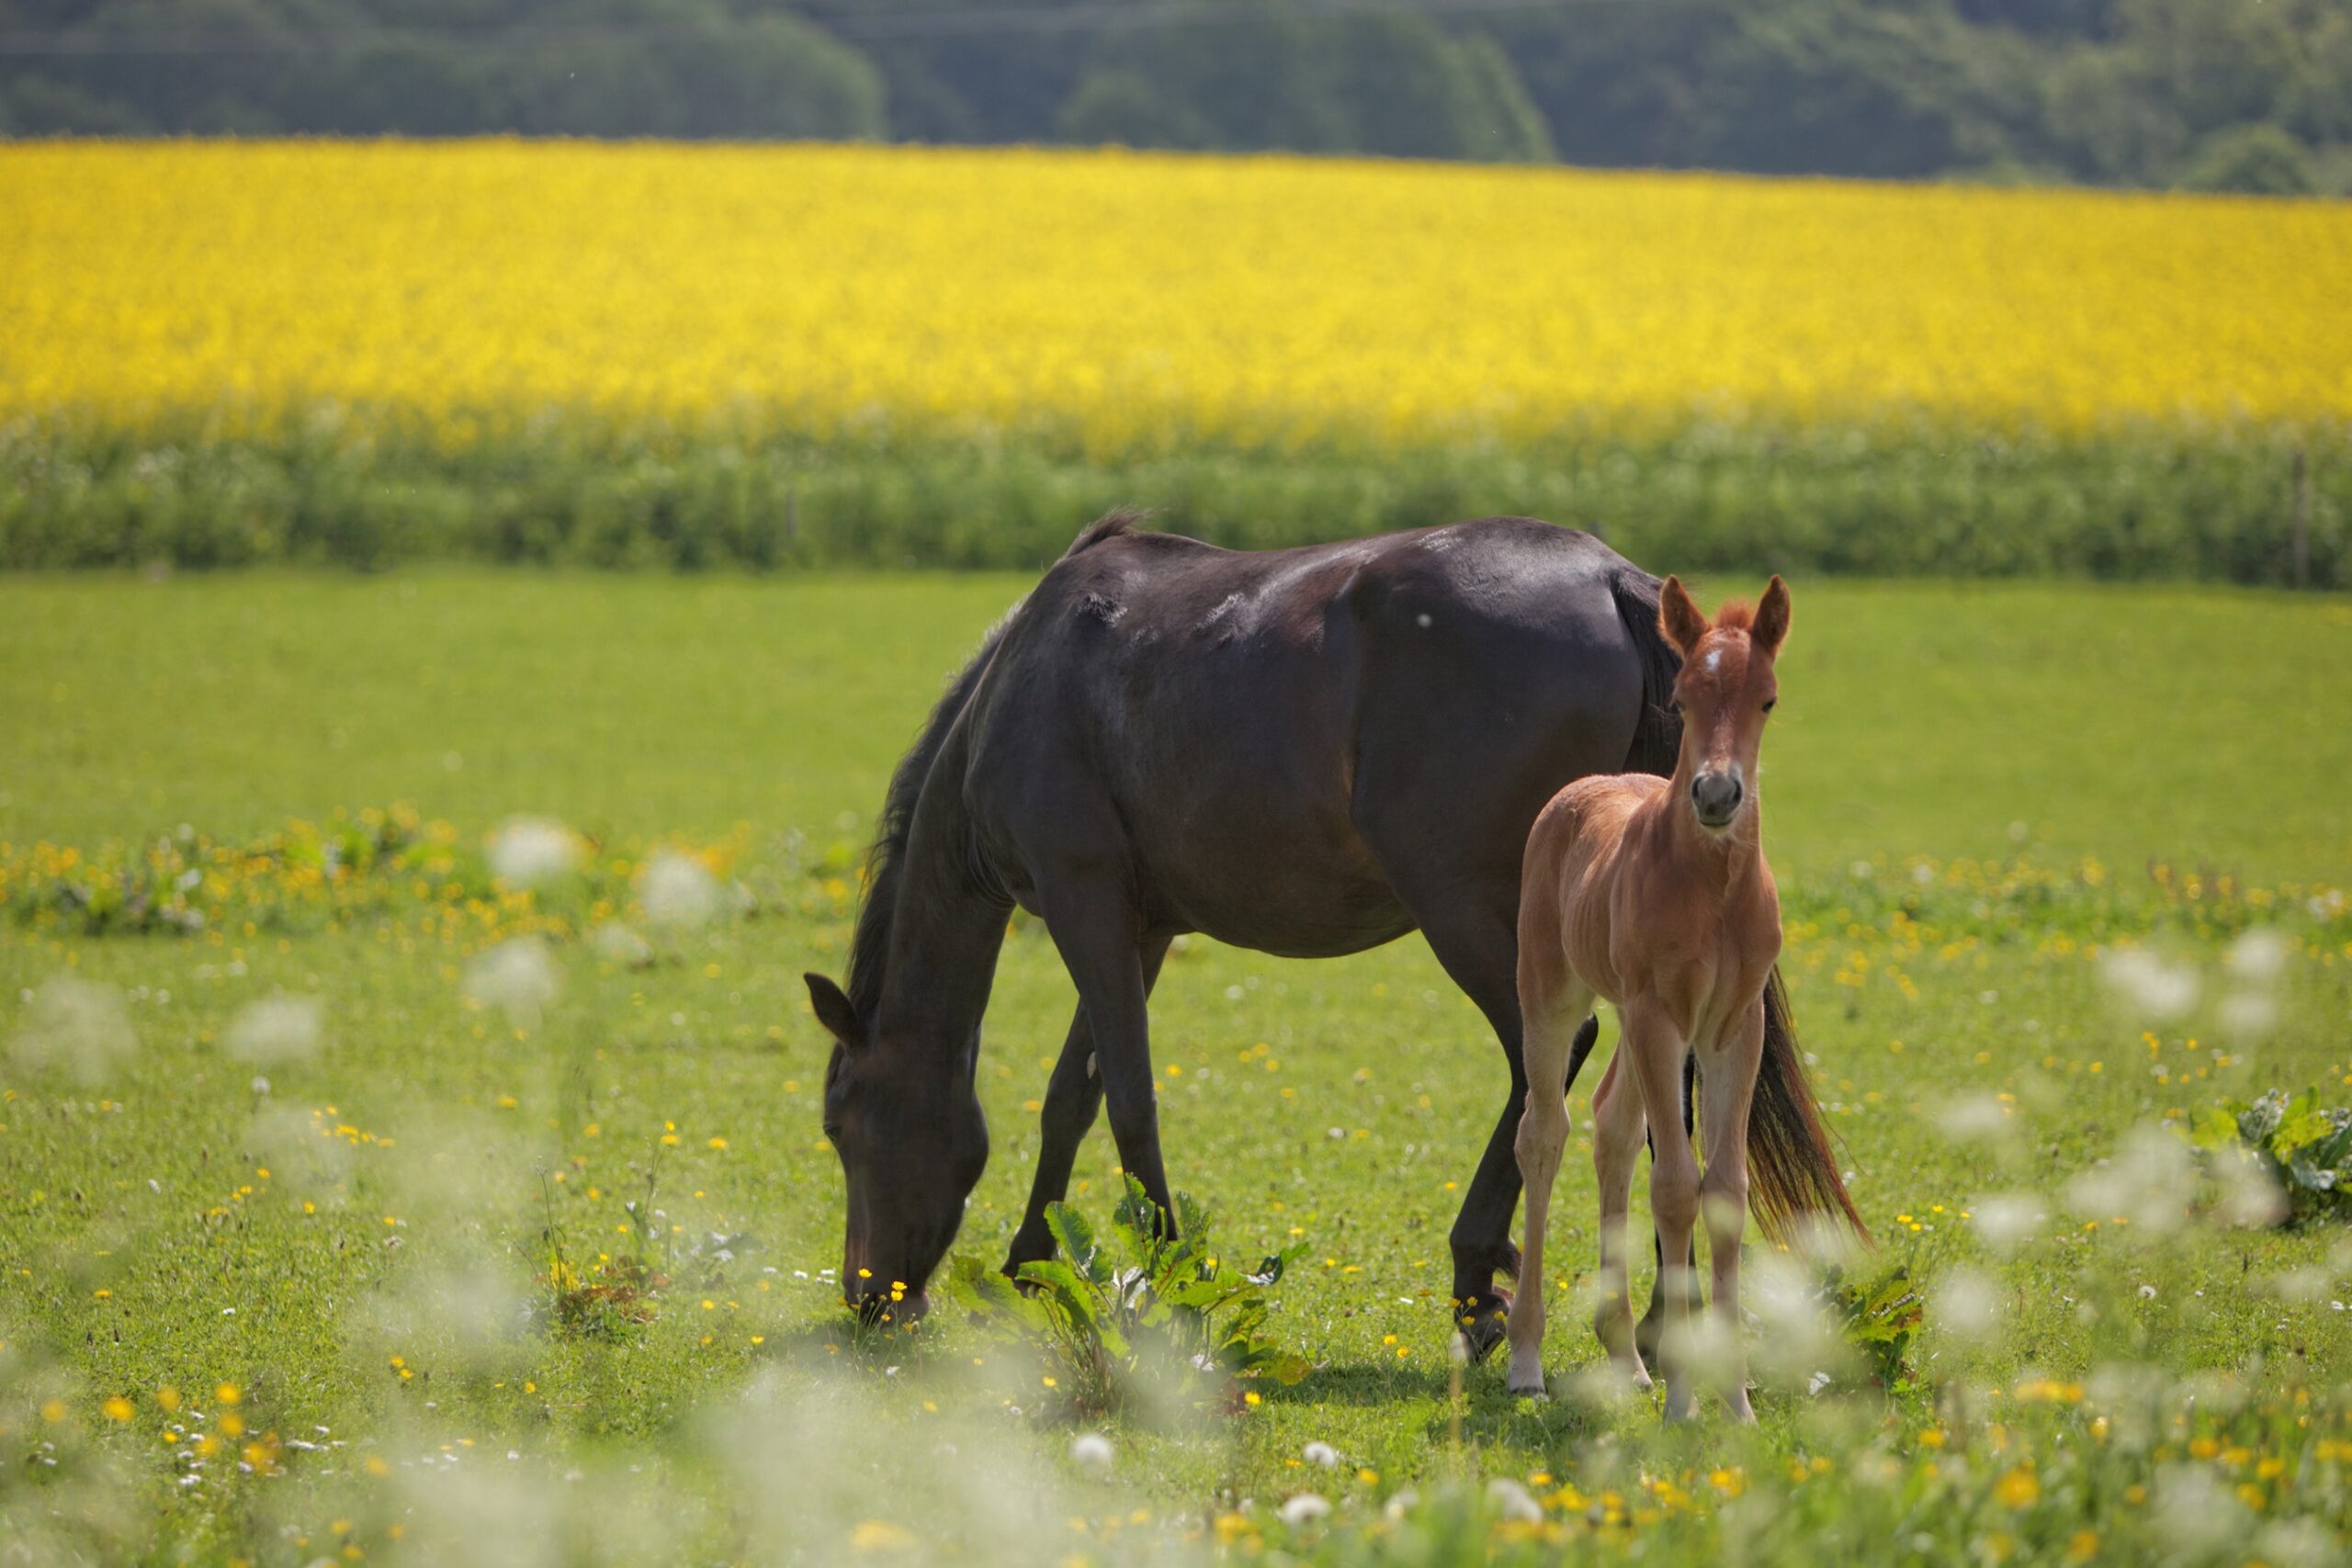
1505;575;1863;1416
807;512;1705;1351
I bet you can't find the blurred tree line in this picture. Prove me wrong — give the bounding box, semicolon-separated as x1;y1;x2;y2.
4;0;2347;194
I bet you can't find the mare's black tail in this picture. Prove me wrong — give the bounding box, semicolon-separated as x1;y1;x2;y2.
1608;567;1685;780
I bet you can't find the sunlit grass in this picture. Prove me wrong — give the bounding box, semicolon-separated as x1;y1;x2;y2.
2;571;2349;1562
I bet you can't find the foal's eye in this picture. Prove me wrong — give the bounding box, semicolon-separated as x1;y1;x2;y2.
1762;699;1777;714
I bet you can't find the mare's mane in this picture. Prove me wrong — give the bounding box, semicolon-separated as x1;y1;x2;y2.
842;615;1014;1022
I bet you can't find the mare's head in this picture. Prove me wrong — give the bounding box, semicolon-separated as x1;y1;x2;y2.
803;972;989;1322
1657;574;1791;834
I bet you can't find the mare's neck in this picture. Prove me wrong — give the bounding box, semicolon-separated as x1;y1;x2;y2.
869;789;1012;1058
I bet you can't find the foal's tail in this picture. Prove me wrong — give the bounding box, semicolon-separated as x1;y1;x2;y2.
1608;567;1684;779
1747;970;1870;1248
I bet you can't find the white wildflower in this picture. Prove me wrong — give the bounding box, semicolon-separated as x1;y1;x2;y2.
488;818;580;888
225;994;322;1063
639;852;718;928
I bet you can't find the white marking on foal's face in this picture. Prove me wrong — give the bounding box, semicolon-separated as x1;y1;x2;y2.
1704;649;1724;674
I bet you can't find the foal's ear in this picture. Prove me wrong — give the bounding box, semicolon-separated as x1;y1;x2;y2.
1658;575;1708;657
1751;575;1792;657
804;972;862;1049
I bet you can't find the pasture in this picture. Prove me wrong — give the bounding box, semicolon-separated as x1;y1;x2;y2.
3;569;2349;1564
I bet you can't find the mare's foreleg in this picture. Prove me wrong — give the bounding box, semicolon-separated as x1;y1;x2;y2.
1005;937;1172;1274
1506;977;1594;1396
1035;871;1174;1230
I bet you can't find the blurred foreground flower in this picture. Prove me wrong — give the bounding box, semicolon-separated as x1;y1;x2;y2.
224;994;322;1064
464;938;560;1032
639;852;718;929
488;818;582;888
8;976;136;1083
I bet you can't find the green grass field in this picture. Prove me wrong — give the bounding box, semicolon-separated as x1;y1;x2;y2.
3;570;2350;1565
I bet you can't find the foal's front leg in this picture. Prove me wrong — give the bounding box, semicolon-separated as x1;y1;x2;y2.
1696;999;1766;1423
1623;1003;1700;1419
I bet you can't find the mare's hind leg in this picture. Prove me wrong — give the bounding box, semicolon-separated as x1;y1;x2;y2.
1634;1050;1702;1366
1589;1044;1651;1389
1005;934;1174;1274
1506;975;1594;1395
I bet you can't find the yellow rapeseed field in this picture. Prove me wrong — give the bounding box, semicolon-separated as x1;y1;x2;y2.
3;141;2348;450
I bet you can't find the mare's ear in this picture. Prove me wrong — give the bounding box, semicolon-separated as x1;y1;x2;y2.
1751;575;1792;657
805;973;862;1049
1658;575;1708;658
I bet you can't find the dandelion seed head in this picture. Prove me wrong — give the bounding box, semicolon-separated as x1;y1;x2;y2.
1486;1478;1543;1524
1970;1192;2045;1255
1931;1268;2002;1343
2098;947;2199;1021
488;818;581;888
224;994;322;1064
639;852;718;929
2225;929;2290;985
463;938;559;1030
7;976;136;1084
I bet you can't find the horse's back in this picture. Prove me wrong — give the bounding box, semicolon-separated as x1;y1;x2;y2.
966;516;1663;951
1339;521;1657;884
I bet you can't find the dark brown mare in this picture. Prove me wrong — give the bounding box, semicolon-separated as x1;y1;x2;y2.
804;513;1837;1355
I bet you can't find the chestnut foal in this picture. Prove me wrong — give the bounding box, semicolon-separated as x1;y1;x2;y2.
1506;575;1851;1418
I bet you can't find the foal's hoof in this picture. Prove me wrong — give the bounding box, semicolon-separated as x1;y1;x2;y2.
1453;1289;1512;1364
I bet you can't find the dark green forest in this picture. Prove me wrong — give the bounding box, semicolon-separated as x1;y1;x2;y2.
3;0;2348;193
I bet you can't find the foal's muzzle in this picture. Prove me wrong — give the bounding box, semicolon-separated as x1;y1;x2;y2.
1691;770;1744;829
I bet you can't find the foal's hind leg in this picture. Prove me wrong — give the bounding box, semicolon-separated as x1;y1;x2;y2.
1005;935;1174;1274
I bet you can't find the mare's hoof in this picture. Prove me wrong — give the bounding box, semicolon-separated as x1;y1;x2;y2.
1453;1290;1511;1363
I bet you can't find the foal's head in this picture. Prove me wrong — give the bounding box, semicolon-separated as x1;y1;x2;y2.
1657;574;1791;834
